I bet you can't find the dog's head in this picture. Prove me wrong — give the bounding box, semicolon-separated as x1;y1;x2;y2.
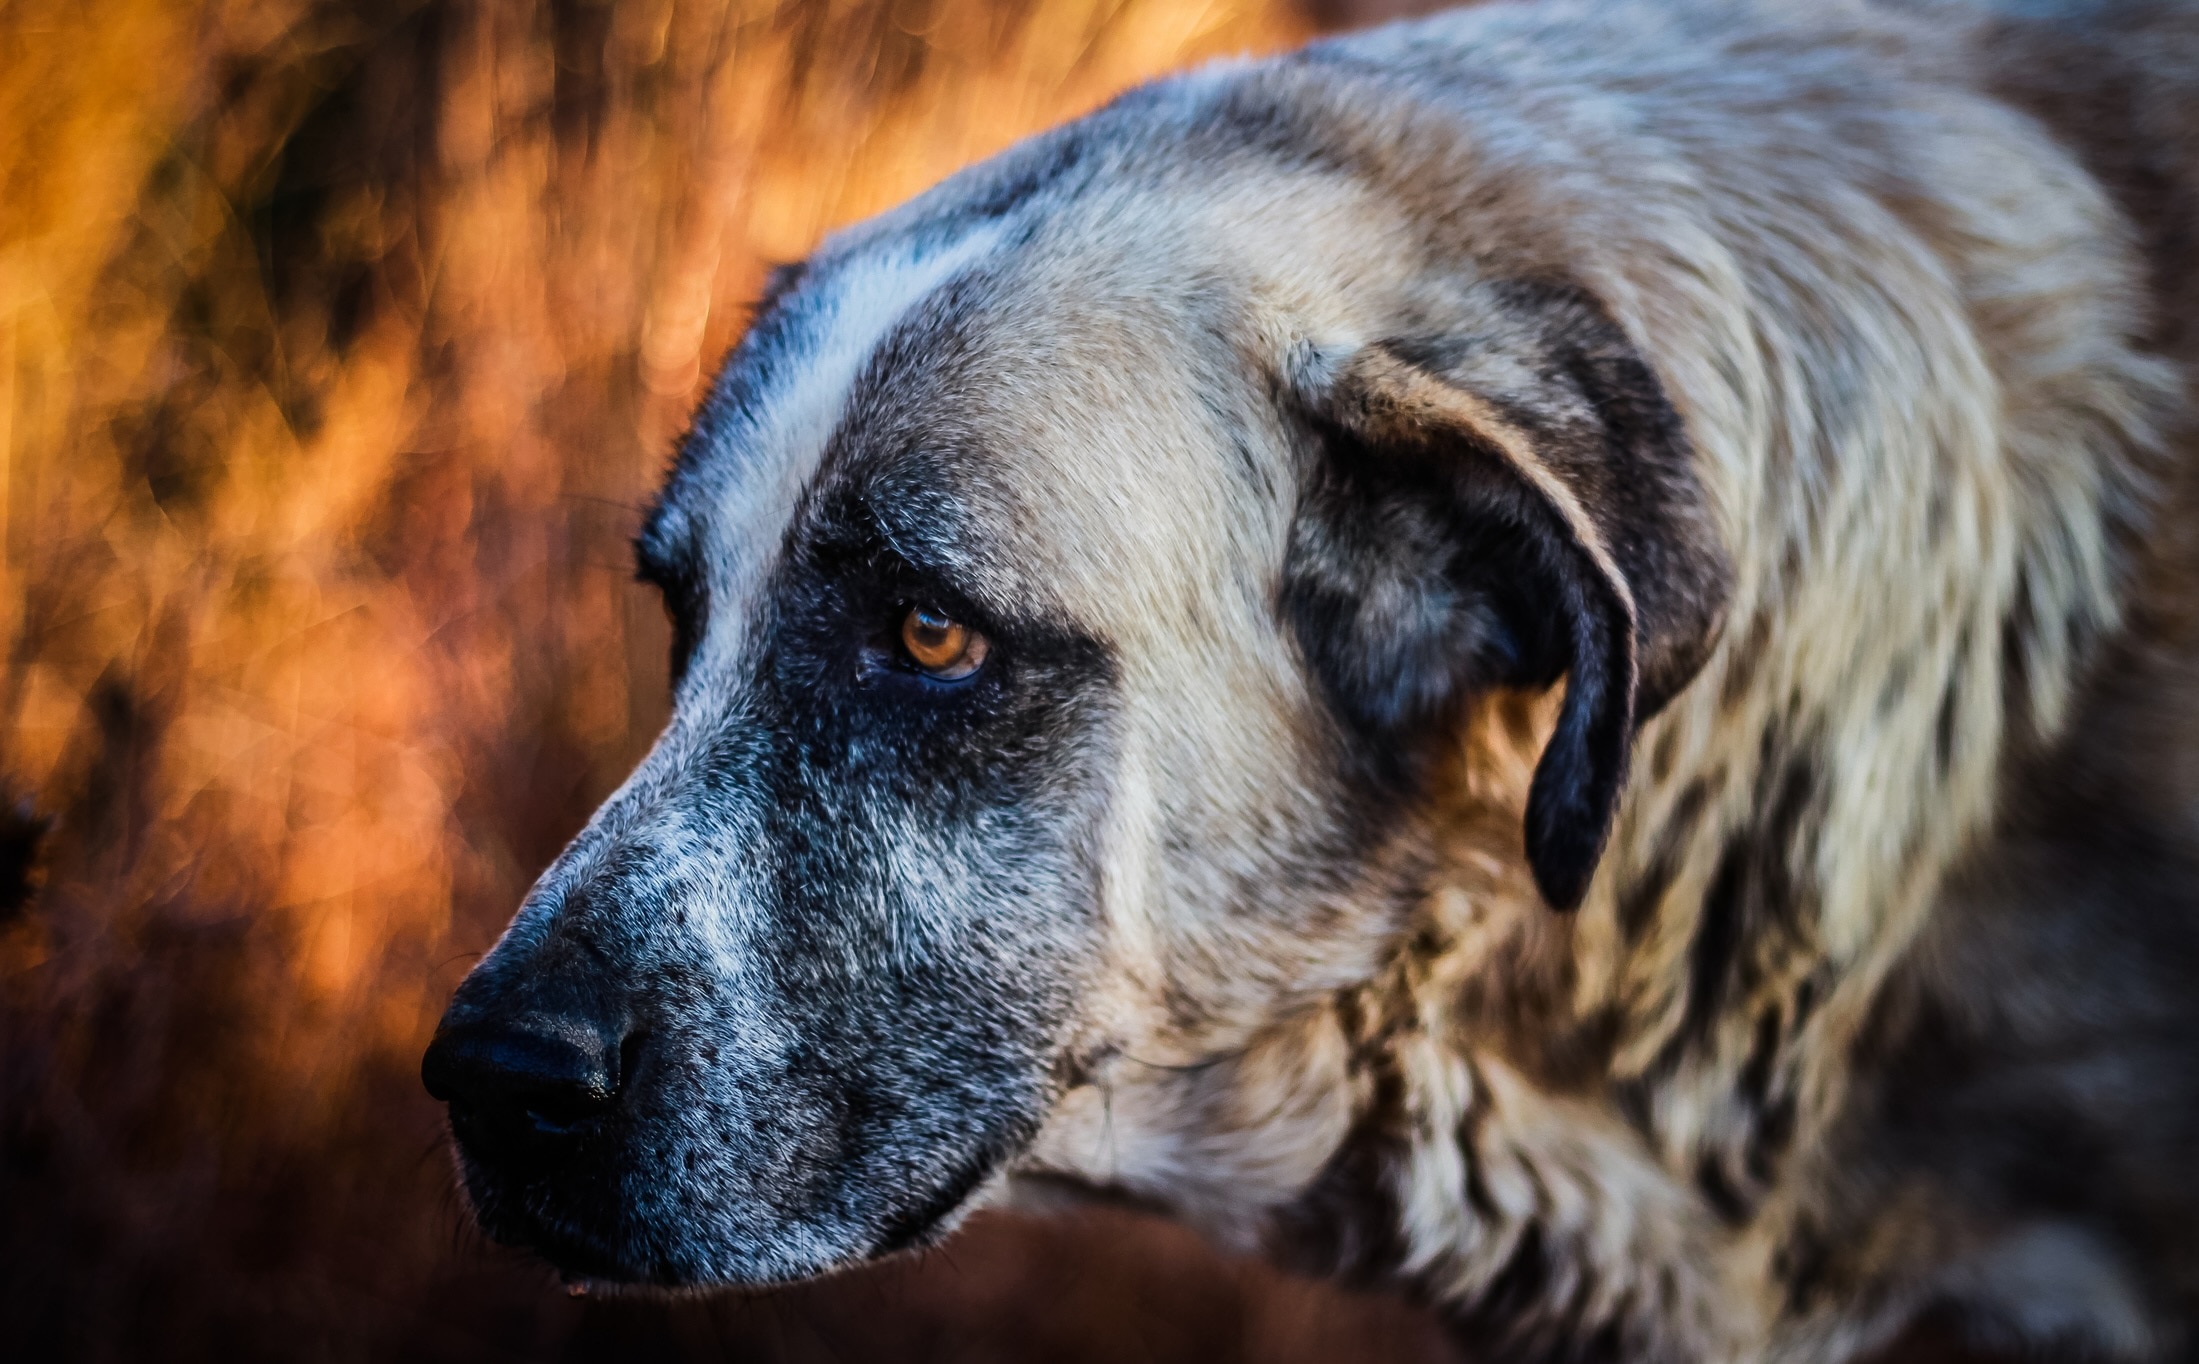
422;87;1727;1286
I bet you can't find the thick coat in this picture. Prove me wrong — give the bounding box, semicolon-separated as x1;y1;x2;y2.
425;3;2199;1359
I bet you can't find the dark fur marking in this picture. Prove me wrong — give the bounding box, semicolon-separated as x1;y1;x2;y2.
1736;1004;1784;1109
1744;1092;1798;1187
1732;1004;1803;1199
1202;385;1277;498
1933;681;1961;777
1721;611;1773;709
1446;1225;1556;1354
1460;1105;1507;1225
1612;1074;1657;1145
1271;1032;1415;1285
1442;1222;1630;1364
1681;749;1820;1047
1998;609;2038;750
1624;742;1825;1222
1688;847;1752;1044
1617;778;1712;942
1166;71;1366;183
1696;1152;1752;1227
949;125;1092;222
1775;1217;1836;1317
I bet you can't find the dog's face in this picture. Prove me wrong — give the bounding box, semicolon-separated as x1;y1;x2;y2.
422;123;1726;1285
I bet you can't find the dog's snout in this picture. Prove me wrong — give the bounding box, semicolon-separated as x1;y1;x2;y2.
423;1013;623;1137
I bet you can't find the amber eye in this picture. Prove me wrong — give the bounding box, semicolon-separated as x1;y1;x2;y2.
900;604;989;680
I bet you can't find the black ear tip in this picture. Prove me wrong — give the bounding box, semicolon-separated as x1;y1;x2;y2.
1526;840;1595;911
1524;781;1611;912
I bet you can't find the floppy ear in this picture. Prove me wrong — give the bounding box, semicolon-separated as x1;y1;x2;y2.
1282;282;1728;910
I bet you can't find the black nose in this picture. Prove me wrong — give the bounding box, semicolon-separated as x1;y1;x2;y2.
422;1014;622;1141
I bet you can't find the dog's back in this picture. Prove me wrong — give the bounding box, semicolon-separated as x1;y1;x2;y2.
1802;3;2199;1354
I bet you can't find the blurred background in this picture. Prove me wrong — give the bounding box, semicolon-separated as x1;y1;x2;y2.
0;0;1468;1359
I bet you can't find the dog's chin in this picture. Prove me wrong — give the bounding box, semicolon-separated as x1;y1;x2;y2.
469;1190;865;1290
458;1147;1012;1291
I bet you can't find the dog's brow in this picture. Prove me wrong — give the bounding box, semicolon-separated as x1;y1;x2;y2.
871;499;956;568
810;490;966;597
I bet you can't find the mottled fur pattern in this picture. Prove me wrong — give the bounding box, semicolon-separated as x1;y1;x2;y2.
426;1;2199;1359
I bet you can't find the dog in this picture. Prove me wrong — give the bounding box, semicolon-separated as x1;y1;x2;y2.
422;1;2199;1358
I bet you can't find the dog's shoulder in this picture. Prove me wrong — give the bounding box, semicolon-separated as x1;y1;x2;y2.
1972;0;2199;351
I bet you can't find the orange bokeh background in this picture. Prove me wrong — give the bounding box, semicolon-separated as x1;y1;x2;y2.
0;0;1456;1357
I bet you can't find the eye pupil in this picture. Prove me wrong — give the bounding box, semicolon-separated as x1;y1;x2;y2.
911;607;952;645
900;605;988;680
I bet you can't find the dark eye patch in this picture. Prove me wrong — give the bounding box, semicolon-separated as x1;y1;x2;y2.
743;490;1114;814
777;521;1011;712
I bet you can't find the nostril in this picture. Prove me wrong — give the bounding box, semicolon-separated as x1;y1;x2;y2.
422;1015;622;1133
